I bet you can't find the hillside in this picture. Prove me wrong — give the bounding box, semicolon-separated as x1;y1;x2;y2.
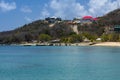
0;9;120;44
0;20;74;44
98;9;120;25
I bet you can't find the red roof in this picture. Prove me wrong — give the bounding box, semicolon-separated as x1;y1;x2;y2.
93;18;98;21
83;16;93;19
82;16;98;21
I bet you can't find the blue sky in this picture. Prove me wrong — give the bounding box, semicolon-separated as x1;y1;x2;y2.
0;0;119;31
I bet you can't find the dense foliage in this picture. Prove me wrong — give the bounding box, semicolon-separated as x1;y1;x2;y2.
61;34;83;43
39;34;52;42
101;33;120;42
0;9;120;44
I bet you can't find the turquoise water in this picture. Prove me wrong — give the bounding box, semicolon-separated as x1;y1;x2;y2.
0;46;120;80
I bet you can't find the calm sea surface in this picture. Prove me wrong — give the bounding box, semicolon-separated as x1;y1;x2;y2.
0;46;120;80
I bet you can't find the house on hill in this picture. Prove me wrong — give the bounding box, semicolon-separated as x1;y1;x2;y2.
105;25;120;34
72;16;98;24
73;17;82;24
81;16;98;24
114;25;120;32
45;17;62;23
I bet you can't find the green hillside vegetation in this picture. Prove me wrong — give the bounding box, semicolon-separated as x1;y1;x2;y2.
0;9;120;44
98;9;120;25
0;22;74;44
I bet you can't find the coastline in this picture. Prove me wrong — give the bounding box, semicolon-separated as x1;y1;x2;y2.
19;42;92;46
17;42;120;47
92;42;120;47
1;42;120;47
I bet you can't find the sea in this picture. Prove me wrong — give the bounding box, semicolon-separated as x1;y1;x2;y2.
0;46;120;80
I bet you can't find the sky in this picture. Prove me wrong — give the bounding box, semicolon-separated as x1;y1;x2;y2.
0;0;120;31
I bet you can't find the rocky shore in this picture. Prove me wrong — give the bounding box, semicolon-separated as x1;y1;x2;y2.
19;42;93;46
1;42;120;47
18;42;120;47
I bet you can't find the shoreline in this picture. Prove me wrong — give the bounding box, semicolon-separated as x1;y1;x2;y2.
19;42;92;46
92;42;120;47
1;42;120;47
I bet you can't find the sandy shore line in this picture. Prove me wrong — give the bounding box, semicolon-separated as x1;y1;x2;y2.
93;42;120;47
1;42;120;47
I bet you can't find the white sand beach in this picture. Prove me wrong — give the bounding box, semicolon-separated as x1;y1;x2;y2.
93;42;120;47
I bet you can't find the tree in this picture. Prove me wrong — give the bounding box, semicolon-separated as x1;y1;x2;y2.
69;34;83;43
38;34;51;42
60;34;83;43
101;33;120;42
101;34;109;42
82;32;98;42
108;33;119;42
25;33;33;42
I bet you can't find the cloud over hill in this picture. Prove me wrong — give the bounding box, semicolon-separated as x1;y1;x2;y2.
41;0;120;18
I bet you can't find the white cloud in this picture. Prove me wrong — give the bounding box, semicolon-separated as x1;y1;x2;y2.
41;0;87;19
41;8;50;18
24;16;32;22
88;0;119;17
41;0;120;19
0;0;16;12
21;6;32;13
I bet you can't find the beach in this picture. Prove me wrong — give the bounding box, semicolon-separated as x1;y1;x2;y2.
93;42;120;47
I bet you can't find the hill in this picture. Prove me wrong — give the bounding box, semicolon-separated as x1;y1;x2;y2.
98;9;120;25
0;9;120;44
0;20;74;44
